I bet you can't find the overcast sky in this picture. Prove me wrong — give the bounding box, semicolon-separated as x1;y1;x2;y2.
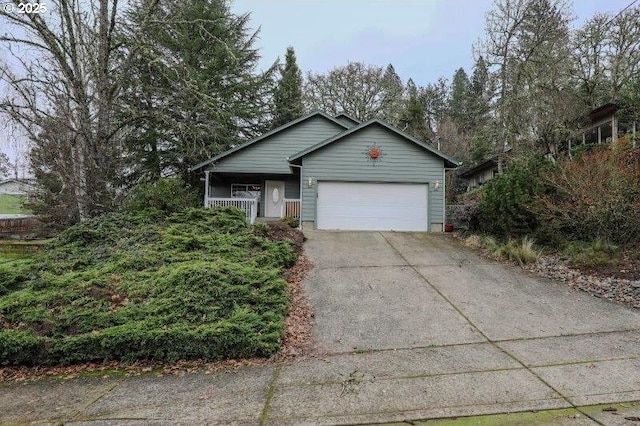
1;0;635;173
232;0;634;86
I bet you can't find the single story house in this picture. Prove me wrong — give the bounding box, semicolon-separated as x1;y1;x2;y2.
0;179;34;195
459;157;499;191
458;149;512;192
191;111;458;232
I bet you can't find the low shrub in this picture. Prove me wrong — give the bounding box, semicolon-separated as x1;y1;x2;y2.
252;222;270;237
564;239;619;267
464;234;539;265
280;216;299;228
0;207;296;366
536;145;640;245
492;237;539;265
448;203;481;231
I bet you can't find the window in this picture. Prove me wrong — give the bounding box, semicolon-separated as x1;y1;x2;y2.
231;184;260;199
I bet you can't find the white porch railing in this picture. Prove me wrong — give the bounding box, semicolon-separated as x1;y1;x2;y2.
282;199;301;219
205;197;258;224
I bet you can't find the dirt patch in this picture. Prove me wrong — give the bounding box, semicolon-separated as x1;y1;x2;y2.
0;358;274;382
267;223;317;360
266;221;305;255
276;254;315;361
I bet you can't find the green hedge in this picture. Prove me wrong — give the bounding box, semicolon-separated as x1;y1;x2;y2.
0;207;296;366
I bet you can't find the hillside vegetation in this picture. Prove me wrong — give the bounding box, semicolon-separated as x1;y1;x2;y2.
0;208;296;366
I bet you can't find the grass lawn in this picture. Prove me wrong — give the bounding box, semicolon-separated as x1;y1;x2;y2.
0;194;29;214
0;207;297;366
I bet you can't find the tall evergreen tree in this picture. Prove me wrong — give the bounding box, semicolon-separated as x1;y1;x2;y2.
449;67;471;133
381;64;405;124
467;56;494;159
272;47;304;128
400;79;430;141
122;0;276;185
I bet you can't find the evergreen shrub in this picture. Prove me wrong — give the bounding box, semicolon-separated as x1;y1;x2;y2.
0;207;295;366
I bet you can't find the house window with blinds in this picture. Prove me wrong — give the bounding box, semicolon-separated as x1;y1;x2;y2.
231;184;261;199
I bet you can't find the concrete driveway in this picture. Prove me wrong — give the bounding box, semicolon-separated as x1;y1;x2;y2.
3;231;640;425
265;231;640;424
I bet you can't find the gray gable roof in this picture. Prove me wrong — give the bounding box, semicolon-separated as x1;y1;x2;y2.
190;111;348;171
287;119;460;168
334;113;360;126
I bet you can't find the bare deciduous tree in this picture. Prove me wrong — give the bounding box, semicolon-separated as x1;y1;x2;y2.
304;62;404;123
0;0;158;223
572;6;640;109
478;0;575;155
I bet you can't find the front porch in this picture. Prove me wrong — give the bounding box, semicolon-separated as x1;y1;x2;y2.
203;171;301;224
204;197;300;224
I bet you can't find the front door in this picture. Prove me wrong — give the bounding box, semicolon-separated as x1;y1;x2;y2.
265;180;285;217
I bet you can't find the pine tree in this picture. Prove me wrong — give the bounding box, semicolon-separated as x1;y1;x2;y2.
468;56;495;163
449;68;471;133
122;0;276;185
272;47;304;128
381;64;404;124
400;79;430;141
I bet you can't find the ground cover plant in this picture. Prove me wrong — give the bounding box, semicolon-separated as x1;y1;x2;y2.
0;207;296;366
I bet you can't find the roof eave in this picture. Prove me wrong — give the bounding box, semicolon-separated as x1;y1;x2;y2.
289;119;460;167
190;111;349;171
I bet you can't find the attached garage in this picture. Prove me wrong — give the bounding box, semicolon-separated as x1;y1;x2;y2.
317;182;428;231
192;112;459;231
289;120;458;232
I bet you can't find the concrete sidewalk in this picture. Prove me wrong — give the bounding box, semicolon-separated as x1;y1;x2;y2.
2;231;640;425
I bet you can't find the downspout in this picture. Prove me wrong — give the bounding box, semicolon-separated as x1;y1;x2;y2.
287;160;303;230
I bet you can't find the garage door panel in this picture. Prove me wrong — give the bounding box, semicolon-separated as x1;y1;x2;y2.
317;182;428;231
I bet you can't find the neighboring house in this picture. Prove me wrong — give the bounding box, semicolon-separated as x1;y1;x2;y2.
576;102;638;146
458;149;512;192
459;158;499;191
0;179;34;195
191;111;458;232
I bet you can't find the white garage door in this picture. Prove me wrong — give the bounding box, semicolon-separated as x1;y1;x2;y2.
317;182;428;231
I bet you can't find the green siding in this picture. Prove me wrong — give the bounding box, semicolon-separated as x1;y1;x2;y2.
206;116;345;175
284;178;300;198
300;124;445;229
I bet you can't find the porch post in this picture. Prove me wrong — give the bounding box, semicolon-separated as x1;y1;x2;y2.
286;162;304;230
299;167;303;229
204;170;210;207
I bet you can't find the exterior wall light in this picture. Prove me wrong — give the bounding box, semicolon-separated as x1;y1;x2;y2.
434;180;441;190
